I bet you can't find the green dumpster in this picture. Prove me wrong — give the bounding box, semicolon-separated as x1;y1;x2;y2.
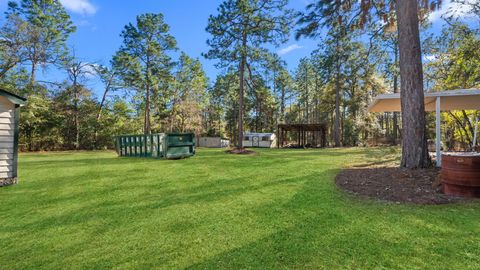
162;133;196;159
114;133;195;159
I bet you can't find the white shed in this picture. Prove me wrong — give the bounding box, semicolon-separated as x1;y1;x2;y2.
196;137;230;148
0;89;26;187
243;132;277;148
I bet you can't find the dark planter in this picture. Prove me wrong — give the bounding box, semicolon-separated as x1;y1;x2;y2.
442;152;480;198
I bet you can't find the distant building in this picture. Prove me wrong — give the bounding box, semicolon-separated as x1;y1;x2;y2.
197;137;230;148
242;132;277;148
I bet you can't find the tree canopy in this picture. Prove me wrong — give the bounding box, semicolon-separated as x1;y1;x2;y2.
0;0;476;158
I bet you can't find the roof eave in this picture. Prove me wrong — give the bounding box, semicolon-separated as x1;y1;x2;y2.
0;89;27;106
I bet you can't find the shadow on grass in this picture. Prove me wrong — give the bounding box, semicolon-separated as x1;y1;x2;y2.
350;158;399;168
5;148;477;269
2;171;312;235
184;172;478;269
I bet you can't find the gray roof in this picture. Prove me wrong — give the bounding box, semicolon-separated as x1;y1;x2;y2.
0;88;27;106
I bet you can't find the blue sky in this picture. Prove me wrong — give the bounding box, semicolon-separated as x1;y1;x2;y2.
0;0;318;97
0;0;474;98
58;0;317;78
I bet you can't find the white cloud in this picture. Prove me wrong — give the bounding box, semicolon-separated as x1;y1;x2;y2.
68;63;98;78
299;0;312;6
83;63;99;78
428;0;475;22
76;19;91;26
423;54;437;62
60;0;97;16
278;44;304;55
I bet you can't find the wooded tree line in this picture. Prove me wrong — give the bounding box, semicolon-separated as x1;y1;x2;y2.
204;0;479;155
0;0;209;150
0;0;478;157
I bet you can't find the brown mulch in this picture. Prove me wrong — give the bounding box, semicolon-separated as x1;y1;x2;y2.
225;148;256;155
336;166;468;205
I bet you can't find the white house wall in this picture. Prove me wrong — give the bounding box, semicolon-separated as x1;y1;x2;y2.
0;96;14;179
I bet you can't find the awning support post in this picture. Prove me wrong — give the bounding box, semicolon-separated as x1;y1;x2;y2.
436;96;441;167
473;115;478;149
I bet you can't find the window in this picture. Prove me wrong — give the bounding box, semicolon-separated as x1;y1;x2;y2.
262;136;270;141
244;136;250;141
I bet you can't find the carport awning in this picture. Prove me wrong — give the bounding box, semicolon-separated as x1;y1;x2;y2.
368;88;480;167
368;89;480;112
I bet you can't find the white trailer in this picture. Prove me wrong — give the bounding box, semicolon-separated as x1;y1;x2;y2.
242;132;277;148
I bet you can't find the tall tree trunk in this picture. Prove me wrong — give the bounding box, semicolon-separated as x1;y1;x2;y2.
30;47;38;87
170;99;176;132
385;112;390;138
280;88;285;123
315;78;318;123
341;101;346;145
392;43;399;141
144;55;152;134
237;33;247;149
94;86;111;149
273;69;279;127
74;94;79;150
333;58;341;147
233;103;238;146
27;129;33;151
72;75;80;150
396;0;431;168
145;84;151;134
30;61;37;87
304;64;310;123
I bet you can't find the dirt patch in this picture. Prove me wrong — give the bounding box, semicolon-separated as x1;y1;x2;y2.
336;166;469;205
226;148;256;155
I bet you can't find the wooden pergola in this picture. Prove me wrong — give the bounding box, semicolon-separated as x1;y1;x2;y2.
277;123;327;148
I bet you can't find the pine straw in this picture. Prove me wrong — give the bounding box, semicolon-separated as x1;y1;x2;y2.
336;165;469;205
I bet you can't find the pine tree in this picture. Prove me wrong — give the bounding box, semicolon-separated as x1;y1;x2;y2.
205;0;293;149
113;13;177;134
6;0;76;86
169;52;208;134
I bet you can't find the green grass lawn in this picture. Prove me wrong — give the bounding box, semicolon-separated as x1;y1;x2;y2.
1;148;479;269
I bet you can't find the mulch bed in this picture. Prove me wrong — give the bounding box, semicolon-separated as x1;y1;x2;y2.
336;166;468;205
226;148;256;155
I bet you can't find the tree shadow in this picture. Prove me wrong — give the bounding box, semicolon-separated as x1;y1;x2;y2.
184;170;480;269
5;147;476;269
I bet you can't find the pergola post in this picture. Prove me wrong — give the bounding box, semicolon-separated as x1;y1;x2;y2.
277;127;281;148
436;96;441;167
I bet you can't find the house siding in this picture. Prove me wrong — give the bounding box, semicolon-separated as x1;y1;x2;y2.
0;96;15;179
